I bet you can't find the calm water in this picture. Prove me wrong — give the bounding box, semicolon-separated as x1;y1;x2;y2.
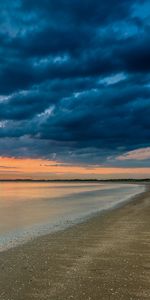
0;182;144;251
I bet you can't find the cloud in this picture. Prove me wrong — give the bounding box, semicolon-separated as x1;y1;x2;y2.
117;147;150;161
0;0;150;169
0;165;18;169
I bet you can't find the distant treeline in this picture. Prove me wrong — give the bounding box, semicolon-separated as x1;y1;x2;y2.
0;178;150;182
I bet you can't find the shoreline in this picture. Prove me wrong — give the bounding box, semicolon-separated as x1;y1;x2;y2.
0;183;145;253
0;184;150;299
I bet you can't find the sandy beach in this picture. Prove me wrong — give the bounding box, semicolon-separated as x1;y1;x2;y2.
0;184;150;300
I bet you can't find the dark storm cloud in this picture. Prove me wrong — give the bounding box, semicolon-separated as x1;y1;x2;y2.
39;84;150;146
0;0;150;167
0;91;53;120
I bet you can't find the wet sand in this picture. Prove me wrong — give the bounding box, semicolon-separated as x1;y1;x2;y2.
0;185;150;300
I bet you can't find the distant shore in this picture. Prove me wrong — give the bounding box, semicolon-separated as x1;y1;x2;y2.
0;178;150;182
0;184;150;300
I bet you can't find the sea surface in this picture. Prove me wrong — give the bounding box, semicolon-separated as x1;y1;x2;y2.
0;181;144;251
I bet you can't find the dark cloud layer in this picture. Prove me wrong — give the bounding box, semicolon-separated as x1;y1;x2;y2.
0;0;150;167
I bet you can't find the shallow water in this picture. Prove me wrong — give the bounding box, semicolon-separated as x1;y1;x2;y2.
0;182;144;251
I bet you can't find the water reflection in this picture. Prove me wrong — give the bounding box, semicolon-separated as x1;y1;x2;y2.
0;182;144;250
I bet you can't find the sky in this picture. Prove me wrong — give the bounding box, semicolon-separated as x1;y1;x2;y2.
0;0;150;179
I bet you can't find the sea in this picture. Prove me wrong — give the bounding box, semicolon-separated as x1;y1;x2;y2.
0;181;145;251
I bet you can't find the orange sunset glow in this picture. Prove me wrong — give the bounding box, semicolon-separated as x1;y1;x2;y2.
0;157;150;180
